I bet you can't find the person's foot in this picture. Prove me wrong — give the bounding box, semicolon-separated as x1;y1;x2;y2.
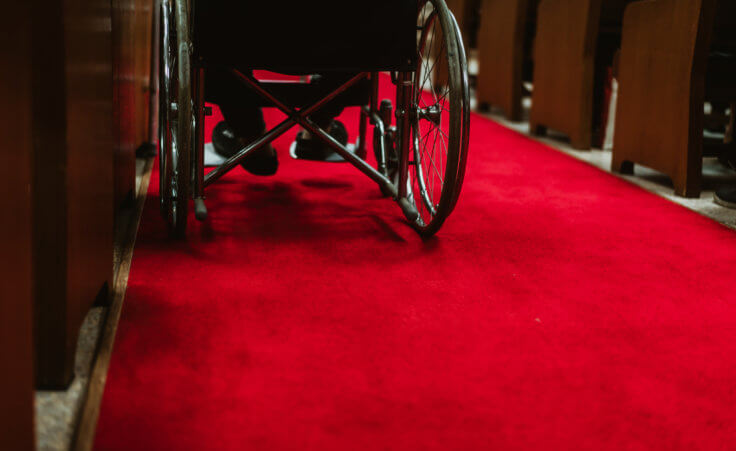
293;120;348;161
715;186;736;209
212;121;278;176
717;148;736;171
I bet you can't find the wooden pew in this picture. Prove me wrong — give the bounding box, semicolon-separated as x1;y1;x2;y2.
1;2;35;448
446;0;482;48
112;0;155;206
612;0;735;197
32;0;114;389
476;0;539;121
435;0;482;91
529;0;632;149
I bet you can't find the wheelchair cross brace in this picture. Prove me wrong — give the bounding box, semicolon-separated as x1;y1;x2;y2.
196;70;419;222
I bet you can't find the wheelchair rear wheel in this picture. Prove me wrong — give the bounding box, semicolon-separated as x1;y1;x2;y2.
159;0;192;237
403;0;470;236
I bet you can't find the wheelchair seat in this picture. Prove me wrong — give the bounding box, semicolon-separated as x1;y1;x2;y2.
194;1;418;73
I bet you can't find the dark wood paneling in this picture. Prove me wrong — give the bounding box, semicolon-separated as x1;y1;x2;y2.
32;0;114;389
112;0;138;207
112;0;154;206
0;1;35;449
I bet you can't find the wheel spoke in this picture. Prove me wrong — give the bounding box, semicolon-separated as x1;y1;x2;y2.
406;0;469;234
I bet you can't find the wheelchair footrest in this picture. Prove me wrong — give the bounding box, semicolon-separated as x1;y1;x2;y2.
288;140;359;163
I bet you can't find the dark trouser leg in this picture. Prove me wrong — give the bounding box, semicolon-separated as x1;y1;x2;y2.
290;73;356;160
305;73;354;128
205;69;352;138
205;67;265;141
204;67;279;175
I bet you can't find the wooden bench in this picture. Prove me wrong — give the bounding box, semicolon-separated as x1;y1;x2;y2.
446;0;483;49
612;0;736;197
32;0;115;389
1;2;35;447
435;0;481;90
30;0;155;389
529;0;632;149
113;0;155;207
476;0;540;121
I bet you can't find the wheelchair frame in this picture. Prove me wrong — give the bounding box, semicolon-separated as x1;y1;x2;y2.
158;0;470;237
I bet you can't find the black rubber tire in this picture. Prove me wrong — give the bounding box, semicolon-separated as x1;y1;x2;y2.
403;0;470;237
158;0;192;237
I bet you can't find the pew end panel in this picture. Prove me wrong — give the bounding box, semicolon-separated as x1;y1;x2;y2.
33;0;115;389
612;0;719;198
476;0;537;121
529;0;602;150
0;1;35;447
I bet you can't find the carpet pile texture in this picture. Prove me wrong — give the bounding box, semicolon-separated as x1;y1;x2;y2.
95;78;736;450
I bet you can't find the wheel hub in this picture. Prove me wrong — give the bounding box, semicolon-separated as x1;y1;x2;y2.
418;105;441;126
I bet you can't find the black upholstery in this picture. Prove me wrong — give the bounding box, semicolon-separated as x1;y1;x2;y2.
193;1;418;73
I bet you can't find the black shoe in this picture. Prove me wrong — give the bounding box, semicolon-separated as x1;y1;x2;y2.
212;121;278;176
293;120;349;161
715;186;736;209
717;148;736;171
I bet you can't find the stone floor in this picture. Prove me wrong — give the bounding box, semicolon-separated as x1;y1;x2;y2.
35;309;104;451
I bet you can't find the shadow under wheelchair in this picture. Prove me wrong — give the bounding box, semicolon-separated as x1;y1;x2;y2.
144;173;414;248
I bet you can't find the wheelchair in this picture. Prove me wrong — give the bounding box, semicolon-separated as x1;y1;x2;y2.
158;0;470;237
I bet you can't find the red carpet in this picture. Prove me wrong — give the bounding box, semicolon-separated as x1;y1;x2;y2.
96;79;736;449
